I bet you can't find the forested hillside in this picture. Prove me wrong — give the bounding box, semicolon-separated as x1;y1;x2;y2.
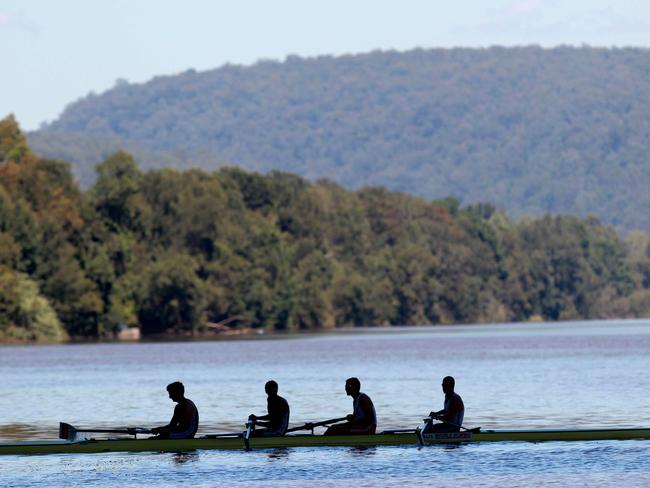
3;116;650;342
29;46;650;232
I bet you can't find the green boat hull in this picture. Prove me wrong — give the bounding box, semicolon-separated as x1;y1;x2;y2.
2;428;650;455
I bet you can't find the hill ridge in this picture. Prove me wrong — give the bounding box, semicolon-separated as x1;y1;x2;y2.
29;45;650;232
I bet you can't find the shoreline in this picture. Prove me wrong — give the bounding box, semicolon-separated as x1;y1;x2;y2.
2;317;650;346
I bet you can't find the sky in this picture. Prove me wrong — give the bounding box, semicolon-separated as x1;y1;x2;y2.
2;0;650;130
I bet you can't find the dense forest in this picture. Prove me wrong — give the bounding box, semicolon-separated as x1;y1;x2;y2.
29;46;650;232
3;116;650;342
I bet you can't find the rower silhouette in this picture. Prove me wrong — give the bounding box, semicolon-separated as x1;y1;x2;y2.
248;380;290;436
151;381;199;439
325;377;377;435
426;376;464;433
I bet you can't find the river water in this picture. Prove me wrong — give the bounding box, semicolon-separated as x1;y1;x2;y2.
1;319;650;486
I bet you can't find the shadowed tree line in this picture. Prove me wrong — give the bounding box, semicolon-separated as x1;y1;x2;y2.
2;116;650;342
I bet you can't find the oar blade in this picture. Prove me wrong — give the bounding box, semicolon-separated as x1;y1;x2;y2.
59;422;77;441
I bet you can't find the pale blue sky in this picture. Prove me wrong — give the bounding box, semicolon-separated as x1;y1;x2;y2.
2;0;650;130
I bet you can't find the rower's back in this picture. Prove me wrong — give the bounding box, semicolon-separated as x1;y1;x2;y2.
171;397;199;439
267;394;290;434
443;391;464;430
353;392;377;431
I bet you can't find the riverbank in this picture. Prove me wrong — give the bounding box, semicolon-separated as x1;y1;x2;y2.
3;317;650;346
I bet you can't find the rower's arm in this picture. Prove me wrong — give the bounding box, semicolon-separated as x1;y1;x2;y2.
346;406;355;422
152;405;181;434
438;397;461;422
249;413;271;421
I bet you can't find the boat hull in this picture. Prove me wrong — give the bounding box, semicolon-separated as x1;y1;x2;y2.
2;428;650;455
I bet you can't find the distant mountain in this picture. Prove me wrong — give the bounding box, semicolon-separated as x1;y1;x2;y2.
29;46;650;231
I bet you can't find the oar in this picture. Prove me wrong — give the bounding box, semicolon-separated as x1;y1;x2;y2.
285;417;348;434
59;422;151;441
429;414;481;433
243;420;254;451
203;432;245;439
381;428;421;434
415;417;431;446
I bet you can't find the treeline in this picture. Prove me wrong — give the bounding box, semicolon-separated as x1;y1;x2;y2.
3;116;650;342
30;46;650;232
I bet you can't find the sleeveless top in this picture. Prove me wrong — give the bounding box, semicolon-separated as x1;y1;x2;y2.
169;398;199;439
444;392;464;427
353;392;377;427
268;395;290;434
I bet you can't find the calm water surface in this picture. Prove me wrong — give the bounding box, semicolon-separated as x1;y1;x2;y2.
1;319;650;486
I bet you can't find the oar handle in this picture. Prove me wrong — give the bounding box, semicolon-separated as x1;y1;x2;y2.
423;415;480;433
243;420;254;451
286;417;348;433
426;414;462;429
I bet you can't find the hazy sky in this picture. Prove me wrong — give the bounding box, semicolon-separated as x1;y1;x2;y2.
2;0;650;130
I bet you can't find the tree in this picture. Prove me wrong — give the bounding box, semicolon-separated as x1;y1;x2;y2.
0;114;30;162
137;253;208;335
0;266;66;342
92;151;148;232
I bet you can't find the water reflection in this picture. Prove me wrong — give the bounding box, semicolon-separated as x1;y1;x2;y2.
266;448;290;460
440;443;464;451
0;422;55;441
171;452;199;465
348;446;377;456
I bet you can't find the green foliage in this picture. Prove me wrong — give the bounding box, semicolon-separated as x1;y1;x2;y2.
92;151;147;232
27;47;650;232
39;243;103;337
0;266;67;342
499;216;635;321
3;118;650;341
137;253;208;335
0;114;30;162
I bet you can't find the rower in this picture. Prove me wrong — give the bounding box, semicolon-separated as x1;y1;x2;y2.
324;377;377;435
248;380;290;436
426;376;464;433
151;381;199;439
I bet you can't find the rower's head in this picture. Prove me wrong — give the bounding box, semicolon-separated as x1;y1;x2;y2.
166;381;185;402
265;380;279;397
442;376;455;395
345;377;361;397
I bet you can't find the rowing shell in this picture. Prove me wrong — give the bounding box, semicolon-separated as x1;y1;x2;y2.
2;428;650;455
